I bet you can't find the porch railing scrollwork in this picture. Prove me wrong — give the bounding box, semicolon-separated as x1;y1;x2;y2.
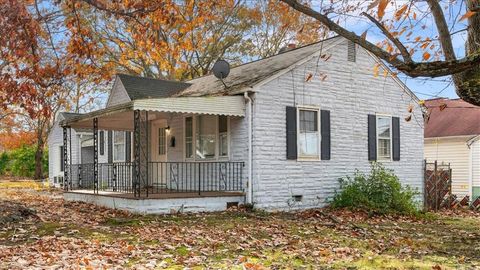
66;161;244;196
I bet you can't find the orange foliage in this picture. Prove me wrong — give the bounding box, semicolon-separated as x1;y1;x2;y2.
0;131;36;151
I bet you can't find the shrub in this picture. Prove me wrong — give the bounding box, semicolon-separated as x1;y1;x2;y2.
331;163;419;215
0;145;48;178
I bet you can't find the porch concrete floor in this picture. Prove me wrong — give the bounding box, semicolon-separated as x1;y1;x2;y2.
66;189;244;200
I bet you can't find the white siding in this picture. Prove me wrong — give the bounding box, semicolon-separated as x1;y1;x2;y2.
424;137;470;197
48;121;111;185
251;38;424;210
106;79;131;107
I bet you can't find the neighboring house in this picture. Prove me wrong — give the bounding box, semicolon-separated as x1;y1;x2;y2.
424;98;480;200
51;36;424;213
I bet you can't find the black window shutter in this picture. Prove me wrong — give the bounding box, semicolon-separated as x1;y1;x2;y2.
392;117;400;161
99;131;105;155
60;146;65;172
368;114;377;161
286;106;297;160
107;131;113;163
320;110;331;160
125;132;131;162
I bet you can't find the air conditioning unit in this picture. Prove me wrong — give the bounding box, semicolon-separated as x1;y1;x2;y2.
54;176;64;186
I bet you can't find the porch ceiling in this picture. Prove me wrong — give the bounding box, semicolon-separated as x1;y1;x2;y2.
61;96;245;130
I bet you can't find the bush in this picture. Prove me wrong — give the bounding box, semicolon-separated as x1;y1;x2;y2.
331;163;419;215
0;145;48;178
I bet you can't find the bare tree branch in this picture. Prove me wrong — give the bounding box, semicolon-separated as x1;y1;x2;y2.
280;0;480;78
425;0;456;60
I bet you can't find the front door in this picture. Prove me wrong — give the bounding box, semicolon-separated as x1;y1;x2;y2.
151;121;168;188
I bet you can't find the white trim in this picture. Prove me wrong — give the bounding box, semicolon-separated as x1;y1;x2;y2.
296;105;321;161
376;114;393;162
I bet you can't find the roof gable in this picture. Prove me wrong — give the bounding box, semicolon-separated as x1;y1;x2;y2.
178;36;341;97
425;98;480;138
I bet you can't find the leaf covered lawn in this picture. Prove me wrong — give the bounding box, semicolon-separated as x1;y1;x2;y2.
1;181;480;269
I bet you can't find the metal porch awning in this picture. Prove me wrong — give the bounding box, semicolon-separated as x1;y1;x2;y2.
60;96;246;130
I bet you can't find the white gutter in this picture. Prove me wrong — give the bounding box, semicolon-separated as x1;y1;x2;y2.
244;92;253;204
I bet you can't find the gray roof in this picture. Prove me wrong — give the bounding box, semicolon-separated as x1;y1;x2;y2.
118;73;192;100
179;36;340;97
111;37;339;99
58;112;83;121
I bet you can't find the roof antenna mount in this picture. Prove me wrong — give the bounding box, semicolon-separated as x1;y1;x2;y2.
212;59;230;88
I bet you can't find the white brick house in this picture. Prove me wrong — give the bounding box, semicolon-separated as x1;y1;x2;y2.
50;36;424;213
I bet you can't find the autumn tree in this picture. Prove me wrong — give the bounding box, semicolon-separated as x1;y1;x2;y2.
65;0;323;80
0;0;107;179
280;0;480;105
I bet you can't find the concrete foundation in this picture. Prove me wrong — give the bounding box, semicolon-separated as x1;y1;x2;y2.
64;191;245;214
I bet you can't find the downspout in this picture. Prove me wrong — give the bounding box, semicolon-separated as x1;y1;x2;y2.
467;135;480;200
244;91;253;204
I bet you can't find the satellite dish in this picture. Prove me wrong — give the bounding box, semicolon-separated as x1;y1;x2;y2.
212;59;230;80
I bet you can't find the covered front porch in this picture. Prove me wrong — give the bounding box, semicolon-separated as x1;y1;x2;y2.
60;96;247;208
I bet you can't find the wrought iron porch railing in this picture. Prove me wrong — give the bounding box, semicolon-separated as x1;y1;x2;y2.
66;161;244;196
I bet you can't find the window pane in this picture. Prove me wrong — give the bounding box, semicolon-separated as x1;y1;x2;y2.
114;132;125;144
299;110;317;132
114;145;125;161
377;117;390;138
378;138;391;159
158;128;166;155
219;133;228;156
299;109;319;157
196;115;216;159
299;132;318;156
185;117;193;158
219;115;228;133
113;131;125;161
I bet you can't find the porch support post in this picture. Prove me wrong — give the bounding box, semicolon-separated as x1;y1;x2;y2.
93;118;99;194
62;126;69;191
69;127;72;190
133;110;141;197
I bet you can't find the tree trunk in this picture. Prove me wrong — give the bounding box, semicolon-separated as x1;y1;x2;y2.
453;0;480;105
34;137;44;180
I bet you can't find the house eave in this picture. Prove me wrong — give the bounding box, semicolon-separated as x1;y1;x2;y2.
61;96;245;130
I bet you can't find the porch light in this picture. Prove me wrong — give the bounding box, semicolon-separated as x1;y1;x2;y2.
166;126;170;132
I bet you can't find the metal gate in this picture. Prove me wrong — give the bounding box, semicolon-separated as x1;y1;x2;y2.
424;160;452;211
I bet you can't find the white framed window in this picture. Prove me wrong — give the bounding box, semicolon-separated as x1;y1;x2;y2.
184;115;229;160
113;131;126;162
376;115;392;161
297;107;320;159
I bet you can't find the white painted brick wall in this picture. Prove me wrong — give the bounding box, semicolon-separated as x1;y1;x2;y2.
251;39;424;210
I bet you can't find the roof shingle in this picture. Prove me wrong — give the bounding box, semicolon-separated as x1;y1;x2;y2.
425;98;480;138
118;73;191;100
